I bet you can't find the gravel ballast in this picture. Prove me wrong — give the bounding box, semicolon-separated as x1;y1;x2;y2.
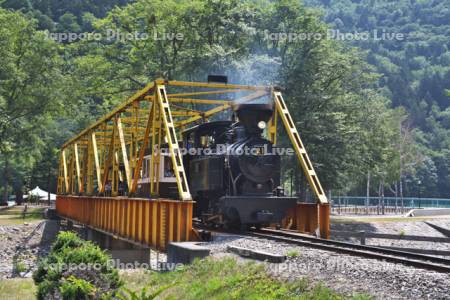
203;233;450;300
332;218;450;256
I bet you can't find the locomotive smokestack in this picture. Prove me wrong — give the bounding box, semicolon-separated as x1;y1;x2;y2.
234;103;273;135
207;74;228;84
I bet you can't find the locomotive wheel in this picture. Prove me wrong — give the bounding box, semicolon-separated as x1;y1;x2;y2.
223;207;244;231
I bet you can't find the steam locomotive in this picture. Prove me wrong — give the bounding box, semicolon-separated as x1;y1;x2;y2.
137;102;297;229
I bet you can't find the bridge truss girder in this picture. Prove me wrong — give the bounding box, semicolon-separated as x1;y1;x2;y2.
58;79;328;204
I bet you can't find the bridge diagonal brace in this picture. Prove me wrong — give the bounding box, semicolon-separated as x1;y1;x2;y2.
150;98;162;195
117;117;132;190
101;122;116;194
114;151;124;183
86;137;93;194
62;150;69;193
74;143;83;193
130;102;154;194
155;84;192;201
272;91;328;204
91;132;102;192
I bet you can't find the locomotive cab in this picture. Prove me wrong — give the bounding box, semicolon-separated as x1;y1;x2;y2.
182;121;231;218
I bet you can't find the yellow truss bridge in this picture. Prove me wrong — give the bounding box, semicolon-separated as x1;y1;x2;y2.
56;79;330;250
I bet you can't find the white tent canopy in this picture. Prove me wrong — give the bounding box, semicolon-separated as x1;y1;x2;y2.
28;186;56;201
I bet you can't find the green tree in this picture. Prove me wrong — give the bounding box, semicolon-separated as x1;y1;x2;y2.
0;9;62;204
304;0;450;197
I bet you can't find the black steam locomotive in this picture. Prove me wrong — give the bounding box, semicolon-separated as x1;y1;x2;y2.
183;102;297;229
137;102;297;229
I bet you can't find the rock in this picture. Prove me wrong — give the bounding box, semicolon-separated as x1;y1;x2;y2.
0;220;58;279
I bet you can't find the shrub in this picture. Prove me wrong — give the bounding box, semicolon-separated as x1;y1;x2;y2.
33;231;122;300
59;276;95;300
50;231;84;253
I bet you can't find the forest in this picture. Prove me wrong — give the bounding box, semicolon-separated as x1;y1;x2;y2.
0;0;449;204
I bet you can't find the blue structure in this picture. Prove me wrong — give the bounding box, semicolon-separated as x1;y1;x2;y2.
331;196;450;208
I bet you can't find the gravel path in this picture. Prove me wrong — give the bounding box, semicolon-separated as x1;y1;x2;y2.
202;233;450;300
0;221;59;279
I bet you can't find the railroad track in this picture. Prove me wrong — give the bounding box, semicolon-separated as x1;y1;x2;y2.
195;223;450;273
247;228;450;273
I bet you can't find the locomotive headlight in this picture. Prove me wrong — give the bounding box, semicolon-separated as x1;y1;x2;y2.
257;121;266;129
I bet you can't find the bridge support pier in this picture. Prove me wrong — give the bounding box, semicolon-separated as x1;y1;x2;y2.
66;220;74;230
84;227;150;265
283;203;330;238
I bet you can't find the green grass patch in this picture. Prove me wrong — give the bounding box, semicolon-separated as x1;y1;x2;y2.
121;258;372;300
120;270;153;293
0;206;45;225
4;256;373;299
286;249;301;258
14;260;27;273
0;278;36;300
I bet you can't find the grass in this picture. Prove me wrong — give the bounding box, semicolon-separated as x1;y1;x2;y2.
120;257;372;300
0;278;36;300
0;258;373;300
0;206;45;225
120;270;153;293
286;249;300;258
13;261;27;274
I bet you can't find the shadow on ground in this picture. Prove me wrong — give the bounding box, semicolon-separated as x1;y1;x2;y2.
11;220;59;277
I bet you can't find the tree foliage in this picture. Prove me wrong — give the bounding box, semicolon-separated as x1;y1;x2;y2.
0;8;63;203
0;0;438;202
305;0;450;196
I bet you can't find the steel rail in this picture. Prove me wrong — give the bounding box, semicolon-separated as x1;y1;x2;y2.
247;228;450;273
